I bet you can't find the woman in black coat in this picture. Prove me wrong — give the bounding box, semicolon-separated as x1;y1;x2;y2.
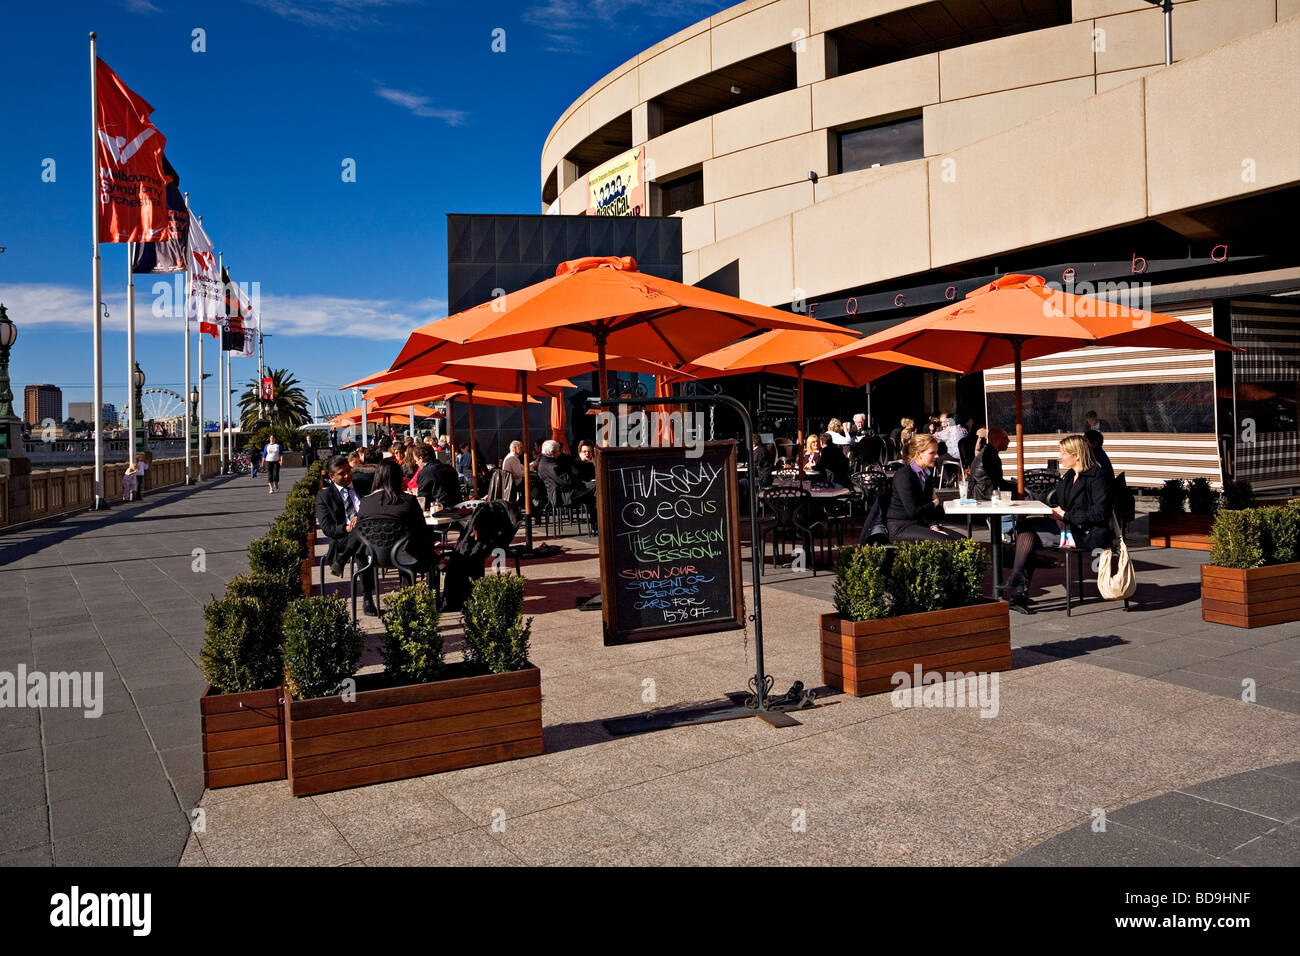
886;434;963;541
1004;434;1113;614
351;460;434;615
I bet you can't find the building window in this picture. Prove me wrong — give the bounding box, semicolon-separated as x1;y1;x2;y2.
836;115;923;174
986;382;1216;435
661;169;704;216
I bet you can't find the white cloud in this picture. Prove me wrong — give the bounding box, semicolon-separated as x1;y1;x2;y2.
0;282;445;342
124;0;162;13
374;87;468;126
245;0;419;29
525;0;719;52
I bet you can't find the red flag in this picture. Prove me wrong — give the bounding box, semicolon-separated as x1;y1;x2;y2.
96;57;168;243
200;320;220;338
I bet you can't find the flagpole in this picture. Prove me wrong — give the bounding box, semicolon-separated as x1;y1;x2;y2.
217;250;225;473
126;241;137;474
197;216;205;478
183;192;192;484
89;32;108;509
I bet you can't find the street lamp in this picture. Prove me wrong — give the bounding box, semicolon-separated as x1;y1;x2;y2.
0;303;21;460
188;385;199;483
131;361;146;459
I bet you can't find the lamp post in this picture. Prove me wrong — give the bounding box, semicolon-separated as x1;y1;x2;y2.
188;385;199;483
0;304;21;460
131;362;146;458
1143;0;1174;66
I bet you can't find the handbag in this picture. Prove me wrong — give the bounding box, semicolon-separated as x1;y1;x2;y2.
1097;516;1136;600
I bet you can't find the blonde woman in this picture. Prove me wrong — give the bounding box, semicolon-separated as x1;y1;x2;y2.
798;433;822;474
826;417;852;446
121;461;138;502
1004;434;1113;614
886;434;962;541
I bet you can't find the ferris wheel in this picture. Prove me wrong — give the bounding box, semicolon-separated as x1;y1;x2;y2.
141;387;185;435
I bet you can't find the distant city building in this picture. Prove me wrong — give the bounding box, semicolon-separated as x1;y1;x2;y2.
68;401;117;426
23;384;61;426
102;403;118;426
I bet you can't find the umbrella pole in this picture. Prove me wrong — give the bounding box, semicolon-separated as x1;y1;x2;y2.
467;385;479;498
596;328;609;401
519;371;533;552
796;366;805;447
446;397;455;454
1013;337;1025;498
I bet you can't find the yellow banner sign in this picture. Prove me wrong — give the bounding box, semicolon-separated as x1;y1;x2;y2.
587;146;644;217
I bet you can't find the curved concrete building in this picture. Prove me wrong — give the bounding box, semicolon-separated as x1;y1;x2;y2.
541;0;1300;490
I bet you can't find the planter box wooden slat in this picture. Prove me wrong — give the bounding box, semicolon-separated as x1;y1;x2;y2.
1148;513;1214;551
285;663;543;797
1200;561;1300;629
200;685;287;789
821;602;1012;698
289;685;539;739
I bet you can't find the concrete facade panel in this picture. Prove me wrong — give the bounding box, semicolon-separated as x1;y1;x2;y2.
703;132;828;204
678;204;717;251
929;82;1149;267
1073;0;1196;19
713;180;814;243
813;159;925;201
586;68;640;133
793;162;931;298
1146;16;1300;215
542;102;590;183
1281;0;1300;20
1171;0;1278;60
712;86;811;157
1096;65;1160;92
812;54;939;131
922;77;1097;156
698;216;794;306
558;178;588;215
939;21;1095;101
644;116;713;182
640;31;712;103
711;0;808;70
810;0;928;35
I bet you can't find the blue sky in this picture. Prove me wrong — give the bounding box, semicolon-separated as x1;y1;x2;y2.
2;0;719;421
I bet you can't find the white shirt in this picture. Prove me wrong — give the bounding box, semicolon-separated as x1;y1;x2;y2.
264;442;282;462
334;481;359;522
936;423;967;450
831;431;852;445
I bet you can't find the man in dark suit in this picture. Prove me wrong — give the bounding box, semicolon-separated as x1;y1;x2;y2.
317;455;361;577
537;438;596;527
969;427;1018;501
818;431;852;488
415;443;462;508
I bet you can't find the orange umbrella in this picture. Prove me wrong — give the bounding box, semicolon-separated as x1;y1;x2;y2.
550;394;567;450
380;256;848;398
813;274;1238;493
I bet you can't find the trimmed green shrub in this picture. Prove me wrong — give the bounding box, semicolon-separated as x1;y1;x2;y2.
1221;480;1256;511
282;595;365;700
225;573;292;620
1186;477;1216;516
1157;478;1187;514
248;533;304;599
832;538;988;622
833;546;890;620
1209;509;1265;570
200;595;284;694
380;584;444;684
461;574;532;675
1264;504;1300;565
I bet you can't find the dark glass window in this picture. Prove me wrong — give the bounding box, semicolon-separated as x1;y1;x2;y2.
661;170;704;216
986;382;1215;434
837;116;923;173
1235;381;1298;434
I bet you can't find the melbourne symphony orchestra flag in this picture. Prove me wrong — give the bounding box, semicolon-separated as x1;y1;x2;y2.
130;155;188;273
187;213;221;337
96;57;169;243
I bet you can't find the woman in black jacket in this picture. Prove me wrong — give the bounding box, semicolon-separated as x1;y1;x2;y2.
886;435;963;541
352;460;434;616
1004;434;1113;614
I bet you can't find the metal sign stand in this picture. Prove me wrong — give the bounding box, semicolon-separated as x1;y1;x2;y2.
588;394;816;733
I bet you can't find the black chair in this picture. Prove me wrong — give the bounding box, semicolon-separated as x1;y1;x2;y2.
1045;471;1134;617
541;474;594;537
349;515;436;622
759;487;826;575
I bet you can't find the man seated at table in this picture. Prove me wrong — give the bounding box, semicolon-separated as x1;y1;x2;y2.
318;455;362;578
1084;429;1114;482
934;412;968;464
538;438;596;527
416;443;463;509
969;427;1018;501
818;431;852;488
886;435;963;542
501;440;526;484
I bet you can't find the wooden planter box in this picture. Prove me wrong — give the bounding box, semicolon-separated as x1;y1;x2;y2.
300;557;315;597
284;663;543;797
200;685;287;789
821;601;1012;698
1148;512;1214;551
1201;561;1300;628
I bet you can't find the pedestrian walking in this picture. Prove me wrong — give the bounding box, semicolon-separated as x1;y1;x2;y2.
263;435;283;493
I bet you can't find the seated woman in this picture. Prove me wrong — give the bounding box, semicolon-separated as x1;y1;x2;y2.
1004;434;1113;615
886;435;964;541
798;433;823;476
817;431;852;488
351;460;434;617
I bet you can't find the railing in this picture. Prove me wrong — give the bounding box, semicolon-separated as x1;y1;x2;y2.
7;455;197;529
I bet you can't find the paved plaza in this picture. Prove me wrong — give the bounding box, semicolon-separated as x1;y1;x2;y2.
2;470;1297;866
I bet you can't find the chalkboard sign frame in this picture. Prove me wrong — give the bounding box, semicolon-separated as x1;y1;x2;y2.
595;441;745;646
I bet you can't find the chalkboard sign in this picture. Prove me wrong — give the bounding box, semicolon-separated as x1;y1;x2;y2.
595;441;744;645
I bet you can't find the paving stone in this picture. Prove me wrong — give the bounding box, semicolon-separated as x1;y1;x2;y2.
1179;769;1300;824
1108;791;1281;857
1004;821;1223;866
1221;824;1300;866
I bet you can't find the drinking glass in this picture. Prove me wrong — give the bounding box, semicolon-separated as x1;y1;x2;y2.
958;480;969;499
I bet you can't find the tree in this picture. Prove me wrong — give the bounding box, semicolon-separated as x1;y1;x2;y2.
238;367;310;429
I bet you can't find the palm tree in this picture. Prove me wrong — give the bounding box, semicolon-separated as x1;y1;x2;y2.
239;367;310;428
